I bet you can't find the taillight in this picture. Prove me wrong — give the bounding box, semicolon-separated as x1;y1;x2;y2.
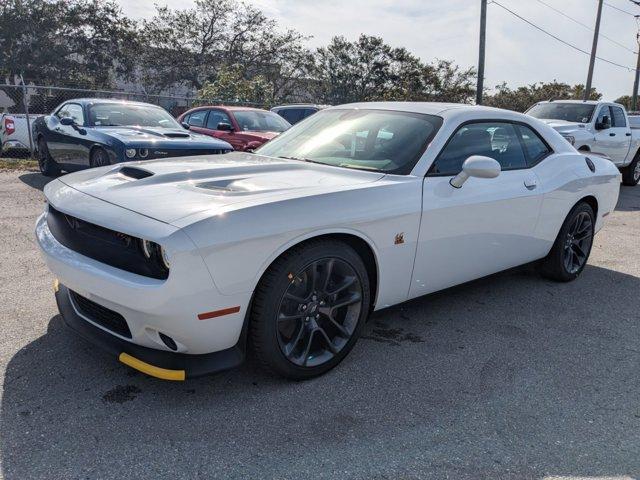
4;117;15;135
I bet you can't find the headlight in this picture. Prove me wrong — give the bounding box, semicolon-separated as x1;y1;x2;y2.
125;148;136;158
140;239;170;272
138;148;149;158
561;135;575;145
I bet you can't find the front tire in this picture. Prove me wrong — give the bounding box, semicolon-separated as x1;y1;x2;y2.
621;151;640;186
250;240;371;380
89;148;111;168
37;137;60;177
540;202;595;282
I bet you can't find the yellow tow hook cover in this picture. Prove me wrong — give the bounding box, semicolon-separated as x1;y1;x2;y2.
118;353;185;381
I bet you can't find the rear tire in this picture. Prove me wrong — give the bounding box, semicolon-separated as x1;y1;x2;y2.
250;239;370;380
621;151;640;186
37;137;60;177
540;202;595;282
89;148;111;168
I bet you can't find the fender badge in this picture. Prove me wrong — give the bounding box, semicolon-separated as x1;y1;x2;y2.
394;233;405;245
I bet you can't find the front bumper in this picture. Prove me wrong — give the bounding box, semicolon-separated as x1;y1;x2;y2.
56;283;244;379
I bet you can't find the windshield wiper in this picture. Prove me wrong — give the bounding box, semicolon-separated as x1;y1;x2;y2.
277;156;327;166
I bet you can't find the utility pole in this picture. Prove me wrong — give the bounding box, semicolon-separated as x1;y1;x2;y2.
584;0;604;101
632;31;640;111
476;0;487;105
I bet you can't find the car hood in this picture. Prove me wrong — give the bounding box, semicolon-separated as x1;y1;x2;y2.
94;126;231;149
53;152;385;226
538;119;587;134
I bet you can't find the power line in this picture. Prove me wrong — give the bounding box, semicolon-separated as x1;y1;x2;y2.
603;1;636;16
490;1;638;72
534;0;637;54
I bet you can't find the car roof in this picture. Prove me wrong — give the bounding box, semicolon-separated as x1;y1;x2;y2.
186;105;270;112
533;100;602;106
328;101;520;117
62;98;164;108
271;104;329;110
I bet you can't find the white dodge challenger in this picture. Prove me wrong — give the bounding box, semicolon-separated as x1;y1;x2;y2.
36;102;621;381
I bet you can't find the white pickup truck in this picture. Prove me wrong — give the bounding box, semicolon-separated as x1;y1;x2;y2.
0;113;42;156
526;100;640;186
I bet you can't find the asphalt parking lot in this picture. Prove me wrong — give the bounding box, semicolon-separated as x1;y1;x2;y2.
1;170;640;480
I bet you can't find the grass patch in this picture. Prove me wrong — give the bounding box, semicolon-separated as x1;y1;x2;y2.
0;157;39;171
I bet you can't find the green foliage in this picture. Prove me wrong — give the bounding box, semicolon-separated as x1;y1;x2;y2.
310;35;476;104
0;0;138;88
614;95;632;109
485;81;602;112
197;65;271;104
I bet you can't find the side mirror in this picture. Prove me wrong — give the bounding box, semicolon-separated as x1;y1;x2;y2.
181;122;190;130
595;115;611;130
450;155;501;188
59;117;75;126
217;122;233;132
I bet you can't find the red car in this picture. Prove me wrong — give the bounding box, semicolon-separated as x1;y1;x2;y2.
178;106;291;151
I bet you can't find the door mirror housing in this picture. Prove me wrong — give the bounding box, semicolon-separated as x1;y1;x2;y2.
217;122;233;132
59;117;76;126
181;122;190;130
450;155;501;188
595;115;611;130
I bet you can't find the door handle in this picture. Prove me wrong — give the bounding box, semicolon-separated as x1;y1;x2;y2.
524;177;538;190
609;132;616;136
626;132;632;136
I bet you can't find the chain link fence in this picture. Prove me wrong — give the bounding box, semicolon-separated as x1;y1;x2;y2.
0;83;272;158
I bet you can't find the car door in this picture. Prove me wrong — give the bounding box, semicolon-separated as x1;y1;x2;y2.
410;120;546;298
46;103;87;165
184;109;209;136
593;106;628;163
610;105;632;162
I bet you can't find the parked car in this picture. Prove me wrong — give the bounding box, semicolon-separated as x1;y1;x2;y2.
36;102;620;381
271;104;329;125
178;106;290;151
526;100;640;185
31;99;233;176
628;112;640;130
1;113;43;155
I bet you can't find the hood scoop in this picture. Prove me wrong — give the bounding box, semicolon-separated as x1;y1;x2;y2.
162;132;190;138
119;166;154;180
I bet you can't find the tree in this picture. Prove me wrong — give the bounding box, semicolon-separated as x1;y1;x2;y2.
0;0;138;88
197;65;271;105
485;81;602;112
614;95;632;110
310;35;476;104
138;0;310;99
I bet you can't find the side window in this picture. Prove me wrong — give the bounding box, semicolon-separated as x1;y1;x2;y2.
516;124;551;166
187;110;207;127
611;106;627;127
182;113;191;124
431;122;527;175
595;106;611;127
206;110;232;129
57;103;85;126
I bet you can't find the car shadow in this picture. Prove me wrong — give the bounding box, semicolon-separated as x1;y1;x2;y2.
17;172;55;192
615;184;640;212
2;264;640;478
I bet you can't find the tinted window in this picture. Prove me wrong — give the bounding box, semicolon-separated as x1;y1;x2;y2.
278;108;305;124
256;109;442;174
516;124;551;166
527;103;595;123
187;110;207;127
234;110;291;132
611;106;627;127
206;110;232;129
432;122;527;175
57;103;85;126
595;106;611;127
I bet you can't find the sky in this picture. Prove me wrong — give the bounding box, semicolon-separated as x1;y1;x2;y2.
117;0;640;101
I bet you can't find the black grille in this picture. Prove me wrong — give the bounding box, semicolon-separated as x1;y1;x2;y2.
69;290;132;338
46;205;168;280
147;148;230;160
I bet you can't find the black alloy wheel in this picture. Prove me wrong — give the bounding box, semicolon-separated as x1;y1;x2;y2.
562;211;593;275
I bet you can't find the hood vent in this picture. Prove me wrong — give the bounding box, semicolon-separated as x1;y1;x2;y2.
163;132;190;138
119;166;154;180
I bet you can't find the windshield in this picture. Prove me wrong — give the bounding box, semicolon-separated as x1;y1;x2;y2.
233;110;291;132
87;103;181;128
255;109;443;174
526;103;595;123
